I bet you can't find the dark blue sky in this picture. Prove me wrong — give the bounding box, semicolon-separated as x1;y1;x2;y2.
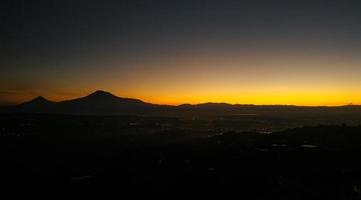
3;0;361;63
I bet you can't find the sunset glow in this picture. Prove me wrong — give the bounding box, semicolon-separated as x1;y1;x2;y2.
2;1;361;106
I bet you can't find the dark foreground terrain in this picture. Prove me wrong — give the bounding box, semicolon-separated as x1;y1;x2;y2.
1;114;361;199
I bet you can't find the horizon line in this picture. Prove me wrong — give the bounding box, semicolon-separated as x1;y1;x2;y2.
1;90;359;108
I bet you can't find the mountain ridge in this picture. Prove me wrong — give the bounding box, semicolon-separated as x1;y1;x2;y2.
1;90;361;115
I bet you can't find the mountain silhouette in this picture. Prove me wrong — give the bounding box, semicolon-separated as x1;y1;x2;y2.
58;90;154;114
61;90;145;106
1;91;155;115
22;96;52;106
13;96;56;113
2;90;361;115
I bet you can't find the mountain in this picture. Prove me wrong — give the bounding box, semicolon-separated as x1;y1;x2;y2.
62;90;146;106
1;90;159;115
57;90;157;114
10;96;56;113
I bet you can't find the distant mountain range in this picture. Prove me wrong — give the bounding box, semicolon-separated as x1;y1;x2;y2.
1;90;360;115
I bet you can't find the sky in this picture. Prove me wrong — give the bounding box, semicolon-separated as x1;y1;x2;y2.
1;0;361;106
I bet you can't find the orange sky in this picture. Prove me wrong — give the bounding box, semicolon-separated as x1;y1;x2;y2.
2;47;361;106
